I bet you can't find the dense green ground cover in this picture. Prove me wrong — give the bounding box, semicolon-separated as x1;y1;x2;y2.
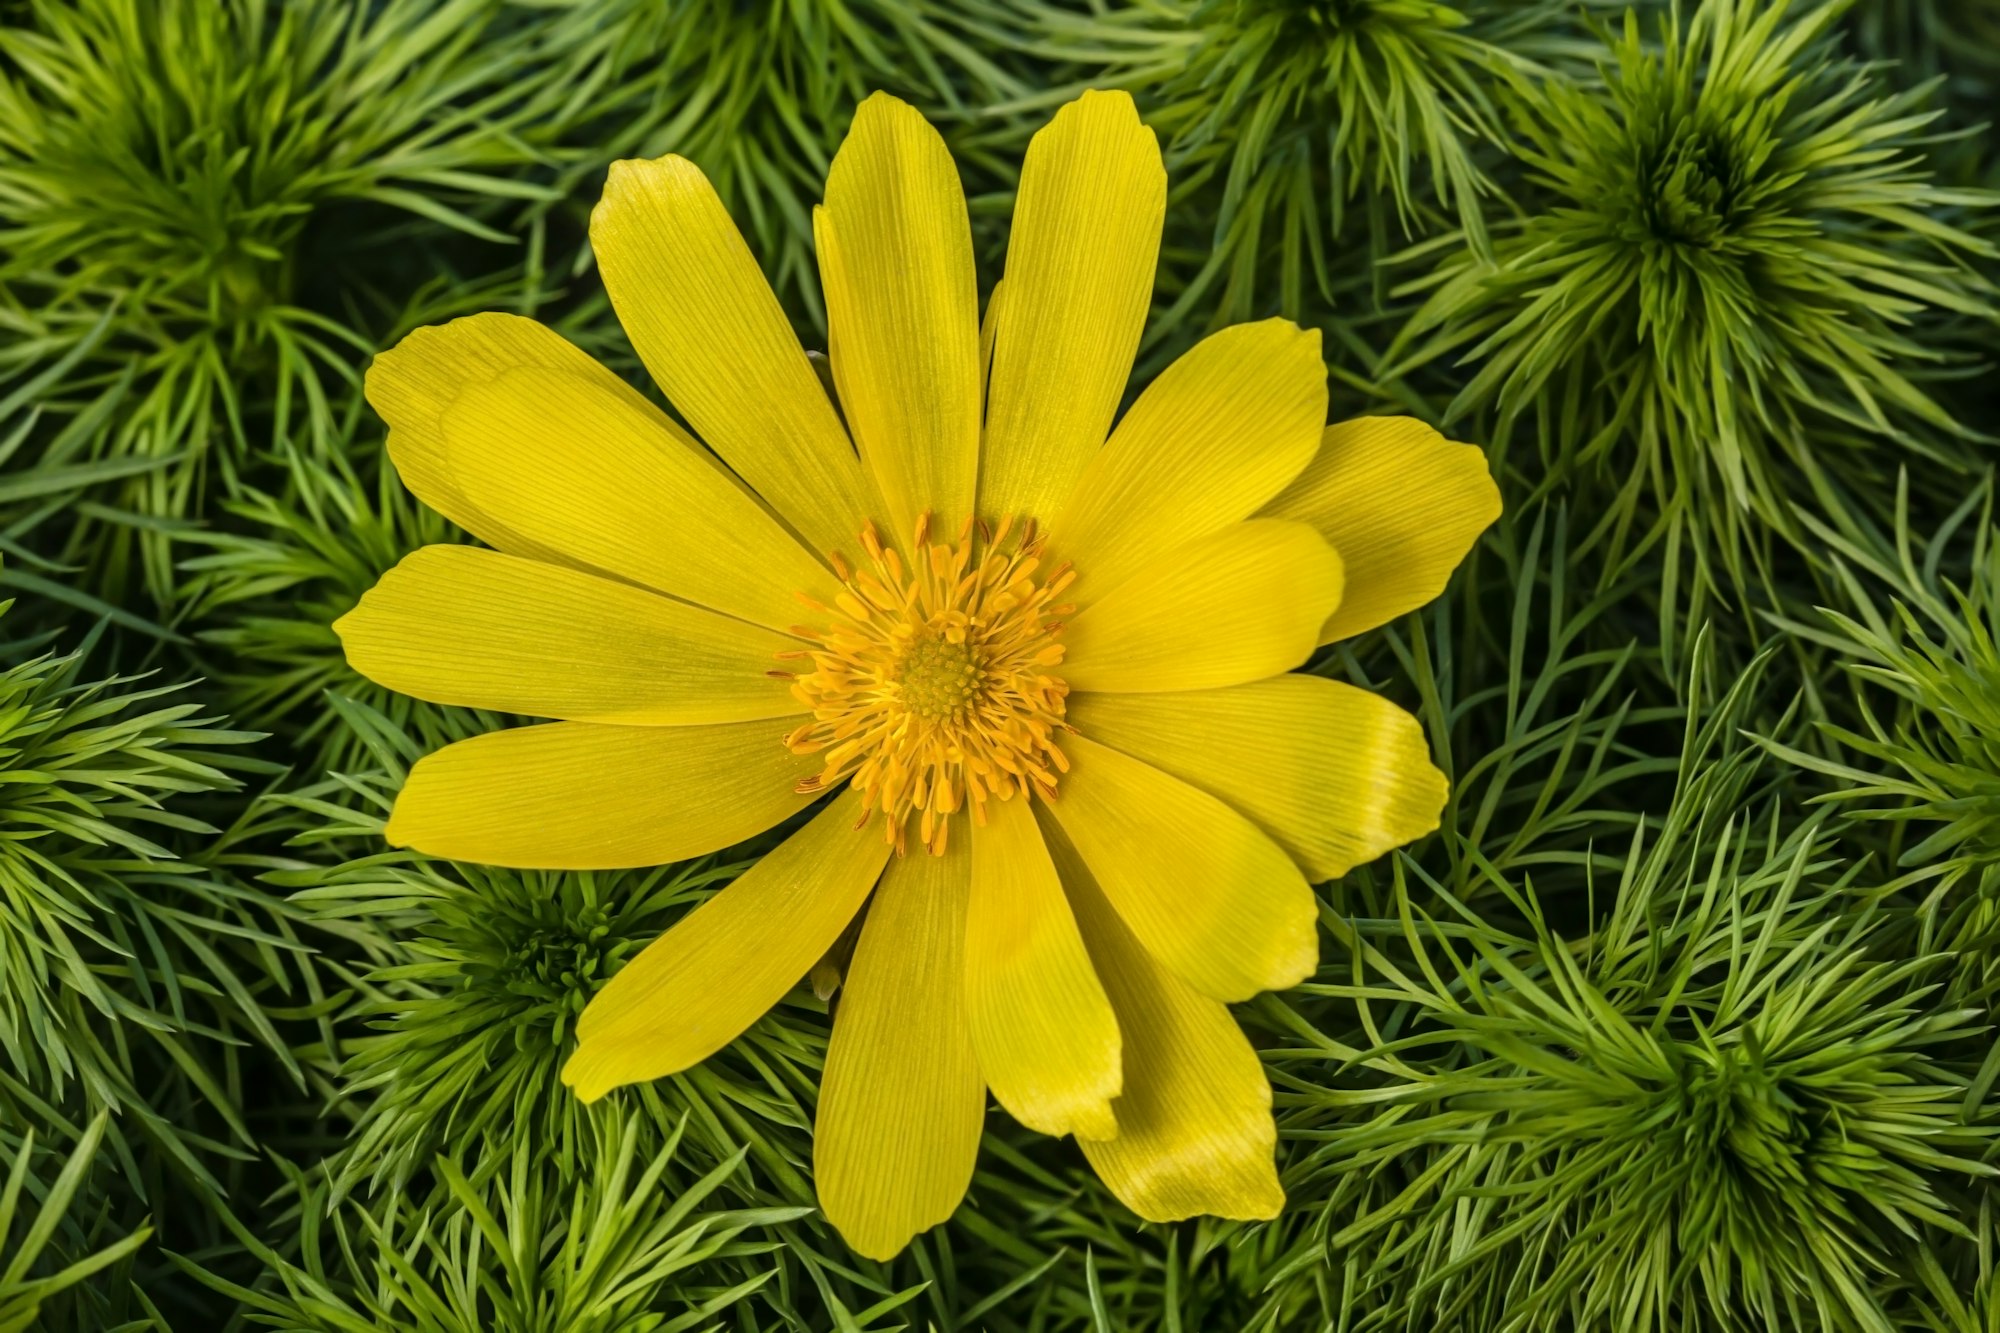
1;0;1997;1327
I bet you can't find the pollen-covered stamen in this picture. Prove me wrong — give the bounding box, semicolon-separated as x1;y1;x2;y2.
786;514;1075;855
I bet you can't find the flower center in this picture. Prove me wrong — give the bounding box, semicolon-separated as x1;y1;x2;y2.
783;515;1075;855
896;633;980;720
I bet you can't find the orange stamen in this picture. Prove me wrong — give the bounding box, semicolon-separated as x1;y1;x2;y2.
784;515;1072;855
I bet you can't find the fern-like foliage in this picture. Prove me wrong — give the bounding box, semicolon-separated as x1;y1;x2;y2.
181;444;462;777
0;0;581;599
536;0;1039;326
1281;651;1994;1330
0;590;304;1189
1029;0;1567;326
1386;0;1996;627
190;1112;813;1333
1763;480;2000;1027
0;1114;150;1333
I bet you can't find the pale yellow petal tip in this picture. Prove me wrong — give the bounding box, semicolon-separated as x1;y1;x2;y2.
1202;921;1320;1003
604;152;698;182
1385;416;1504;527
328;605;359;652
1067;1100;1120;1143
329;599;386;682
1043;88;1164;189
1011;1081;1122;1142
558;1045;622;1105
362;320;455;419
822;1197;965;1263
1300;417;1504;644
595;155;709;227
1073;87;1138;112
380;802;413;851
1355;705;1453;864
1314;755;1450;880
1416;758;1452;841
361;345;408;415
377;728;443;842
365;317;555;495
1260;888;1322;997
1123;1171;1286;1225
365;311;523;399
363;317;442;377
382;749;464;857
1273;931;1321;995
1213;1179;1286;1224
1394;428;1502;613
851;88;923;128
828;1219;921;1265
1248;314;1322;347
326;549;428;678
1448;432;1506;527
1057;88;1155;140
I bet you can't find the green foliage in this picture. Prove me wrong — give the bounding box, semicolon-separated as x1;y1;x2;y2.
268;739;777;1198
1777;494;2000;888
1283;652;1994;1331
1034;0;1565;326
0;0;578;600
1386;0;1997;625
0;1113;150;1333
1845;0;2000;92
1761;481;2000;1026
0;592;309;1185
534;0;1041;325
190;1112;813;1333
181;443;461;777
1333;845;1988;1331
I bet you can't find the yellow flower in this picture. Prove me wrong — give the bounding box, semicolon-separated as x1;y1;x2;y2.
335;89;1499;1260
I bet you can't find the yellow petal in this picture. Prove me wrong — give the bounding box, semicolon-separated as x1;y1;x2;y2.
816;93;981;536
1069;676;1446;882
386;719;817;869
592;155;880;557
562;790;889;1101
1061;519;1343;694
1053;320;1325;601
1259;417;1500;643
816;839;985;1261
1037;735;1317;1003
335;546;799;725
965;795;1120;1141
980;277;1003;404
441;367;838;631
980;89;1164;526
1048;825;1284;1222
366;313;643;565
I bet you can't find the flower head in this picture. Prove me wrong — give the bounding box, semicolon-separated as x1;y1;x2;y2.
336;88;1499;1258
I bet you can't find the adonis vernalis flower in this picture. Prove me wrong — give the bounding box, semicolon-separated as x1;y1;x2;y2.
334;89;1499;1259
